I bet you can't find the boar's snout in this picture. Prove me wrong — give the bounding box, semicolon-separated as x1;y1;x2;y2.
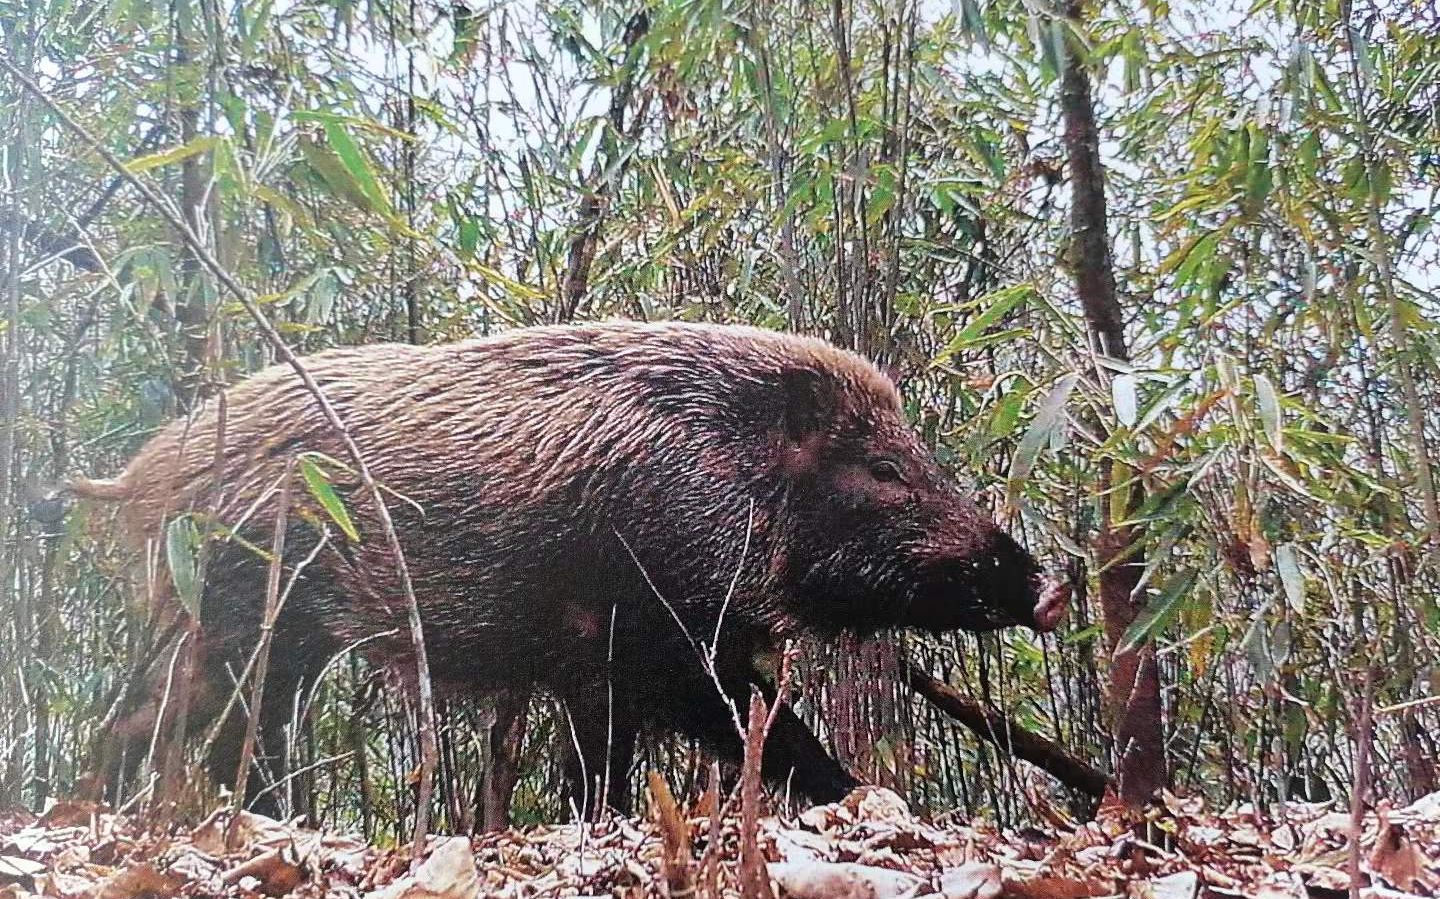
1031;577;1071;633
979;530;1071;633
904;526;1070;635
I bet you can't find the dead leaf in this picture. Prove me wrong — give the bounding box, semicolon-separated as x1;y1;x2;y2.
848;788;911;824
1001;873;1113;899
365;837;478;899
767;861;923;899
94;865;182;899
1130;870;1200;899
37;804;98;830
191;809;289;856
221;848;305;896
938;862;1002;899
0;858;45;884
1246;872;1308;899
37;870;98;899
1367;813;1438;893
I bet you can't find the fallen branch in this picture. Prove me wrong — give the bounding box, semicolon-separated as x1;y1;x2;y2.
902;658;1111;799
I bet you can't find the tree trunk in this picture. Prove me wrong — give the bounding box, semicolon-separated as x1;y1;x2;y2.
558;11;650;322
173;0;211;412
478;689;528;832
1059;0;1165;807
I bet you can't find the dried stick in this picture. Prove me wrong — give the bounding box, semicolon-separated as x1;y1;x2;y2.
648;770;695;899
228;458;295;846
0;56;441;859
738;693;777;899
699;762;724;899
1348;667;1376;899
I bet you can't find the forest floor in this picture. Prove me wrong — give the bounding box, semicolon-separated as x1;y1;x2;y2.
0;785;1436;898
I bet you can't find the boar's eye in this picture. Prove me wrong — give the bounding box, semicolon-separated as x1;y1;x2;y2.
868;459;905;484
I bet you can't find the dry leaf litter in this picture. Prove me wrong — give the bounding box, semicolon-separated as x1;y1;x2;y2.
0;786;1436;899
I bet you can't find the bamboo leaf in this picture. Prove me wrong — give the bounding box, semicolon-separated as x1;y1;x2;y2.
1241;600;1276;683
322;121;394;218
1275;543;1305;613
1120;567;1199;653
1112;372;1138;427
300;455;360;542
124;136;220;174
958;0;989;51
1006;373;1078;508
1255;373;1282;451
165;515;202;617
937;285;1034;359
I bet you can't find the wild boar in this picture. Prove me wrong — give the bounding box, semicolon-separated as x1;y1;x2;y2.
74;321;1067;815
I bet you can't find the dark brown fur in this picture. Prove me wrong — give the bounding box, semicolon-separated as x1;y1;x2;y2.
78;322;1063;815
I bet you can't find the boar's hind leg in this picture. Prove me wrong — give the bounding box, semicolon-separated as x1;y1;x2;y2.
195;552;340;821
196;629;331;820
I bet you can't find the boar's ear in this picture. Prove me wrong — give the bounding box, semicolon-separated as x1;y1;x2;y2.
777;367;834;444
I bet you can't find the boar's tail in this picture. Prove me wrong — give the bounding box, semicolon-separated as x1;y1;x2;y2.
27;477;130;528
65;477;133;501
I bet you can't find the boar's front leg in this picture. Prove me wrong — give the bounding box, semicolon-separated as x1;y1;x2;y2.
762;708;860;803
748;678;860;803
635;659;860;804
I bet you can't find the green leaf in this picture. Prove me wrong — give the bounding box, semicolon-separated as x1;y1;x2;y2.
124;135;220;174
1112;372;1138;427
1120;567;1199;653
1167;229;1224;289
299;136;378;213
1255;373;1282;451
1275;543;1305;613
165;515;202;617
989;390;1025;439
1241;600;1276;683
937;285;1034;358
1298;133;1320;178
958;0;989;51
1006;373;1078;508
1371;159;1392;205
322;121;394;218
299;455;361;542
458;218;481;259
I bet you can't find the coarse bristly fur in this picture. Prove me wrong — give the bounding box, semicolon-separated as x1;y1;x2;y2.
73;321;1065;816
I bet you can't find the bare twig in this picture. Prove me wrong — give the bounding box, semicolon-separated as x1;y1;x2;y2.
614;526;745;738
228;458;295;846
738;693;777;899
711;499;755;668
1348;666;1376;899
